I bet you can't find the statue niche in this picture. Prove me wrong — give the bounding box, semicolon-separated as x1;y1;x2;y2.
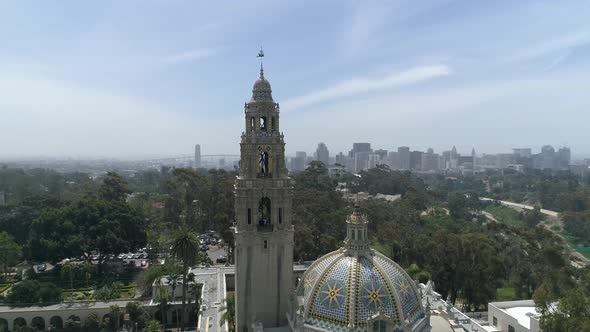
257;145;271;177
258;197;272;231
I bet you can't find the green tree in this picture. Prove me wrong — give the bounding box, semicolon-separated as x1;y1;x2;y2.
5;280;61;306
108;304;122;331
126;301;149;330
99;172;131;203
144;319;165;332
219;292;235;332
154;276;172;327
61;261;76;289
83;313;101;332
28;198;146;270
0;231;21;278
170;227;200;330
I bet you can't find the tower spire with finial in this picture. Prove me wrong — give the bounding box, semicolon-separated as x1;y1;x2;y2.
257;47;265;78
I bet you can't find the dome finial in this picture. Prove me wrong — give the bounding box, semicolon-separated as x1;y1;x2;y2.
257;47;265;78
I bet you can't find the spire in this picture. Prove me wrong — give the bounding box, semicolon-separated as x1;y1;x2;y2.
344;205;370;254
251;47;273;102
257;47;265;79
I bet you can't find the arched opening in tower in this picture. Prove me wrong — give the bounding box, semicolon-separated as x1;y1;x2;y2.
260;116;267;131
258;197;271;229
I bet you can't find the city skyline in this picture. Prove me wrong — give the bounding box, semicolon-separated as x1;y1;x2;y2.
2;1;590;158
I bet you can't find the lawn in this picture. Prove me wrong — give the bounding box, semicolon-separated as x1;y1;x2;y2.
484;205;525;227
495;287;518;301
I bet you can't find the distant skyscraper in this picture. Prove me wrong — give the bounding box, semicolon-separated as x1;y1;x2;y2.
315;142;330;166
290;151;307;172
367;154;381;169
335;152;347;166
513;148;532;158
410;150;423;170
387;151;400;169
421;148;440;172
558;147;571;169
354;151;371;172
374;149;388;161
398;146;410;170
349;143;371;157
194;144;201;168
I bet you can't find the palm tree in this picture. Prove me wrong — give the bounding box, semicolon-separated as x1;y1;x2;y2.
219;293;235;332
169;274;179;328
170;227;200;331
109;304;122;331
154;277;171;328
61;261;75;289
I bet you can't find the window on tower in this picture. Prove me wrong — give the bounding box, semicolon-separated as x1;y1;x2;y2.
278;207;282;224
264;240;268;249
257;197;272;231
271;117;275;131
260;116;267;131
250;117;255;131
247;208;252;224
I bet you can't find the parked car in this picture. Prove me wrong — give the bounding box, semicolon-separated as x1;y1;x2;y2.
216;256;227;264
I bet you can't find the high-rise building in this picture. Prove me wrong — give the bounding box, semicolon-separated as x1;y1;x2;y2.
315;142;329;166
233;66;293;330
398;146;410;170
354;151;371;172
558;147;571;169
335;152;347;166
194;144;201;168
349;143;371;157
421;148;440;172
387;151;400;169
496;153;514;169
410;150;423;170
290;151;307;172
513;148;532;158
367;153;381;169
374;149;388;161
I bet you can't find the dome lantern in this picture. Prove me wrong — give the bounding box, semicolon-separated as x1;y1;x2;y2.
344;205;371;254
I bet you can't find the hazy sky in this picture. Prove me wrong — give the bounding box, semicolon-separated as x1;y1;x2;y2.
1;0;590;159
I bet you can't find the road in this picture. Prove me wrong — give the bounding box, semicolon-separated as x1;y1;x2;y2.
190;265;235;332
479;197;559;217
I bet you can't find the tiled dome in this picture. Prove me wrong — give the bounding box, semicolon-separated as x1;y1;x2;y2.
294;207;429;331
296;249;428;331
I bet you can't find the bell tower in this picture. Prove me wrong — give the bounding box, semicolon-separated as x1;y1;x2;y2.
233;58;294;331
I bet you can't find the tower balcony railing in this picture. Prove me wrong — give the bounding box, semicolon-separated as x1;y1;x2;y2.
257;222;274;232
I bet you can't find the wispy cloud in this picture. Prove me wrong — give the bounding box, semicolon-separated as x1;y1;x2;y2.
282;65;451;111
508;29;590;62
161;48;216;65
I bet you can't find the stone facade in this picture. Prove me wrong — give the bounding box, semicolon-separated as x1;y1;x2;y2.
233;66;294;331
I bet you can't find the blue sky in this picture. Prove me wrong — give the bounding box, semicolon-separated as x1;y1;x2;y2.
1;0;590;159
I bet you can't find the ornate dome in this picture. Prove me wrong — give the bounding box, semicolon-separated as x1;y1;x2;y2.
251;66;274;102
294;208;429;332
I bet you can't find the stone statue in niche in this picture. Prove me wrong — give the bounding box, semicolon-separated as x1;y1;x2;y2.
258;145;271;177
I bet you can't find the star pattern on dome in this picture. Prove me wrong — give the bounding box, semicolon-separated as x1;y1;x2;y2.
362;282;387;310
305;274;316;289
398;281;411;297
321;280;345;308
